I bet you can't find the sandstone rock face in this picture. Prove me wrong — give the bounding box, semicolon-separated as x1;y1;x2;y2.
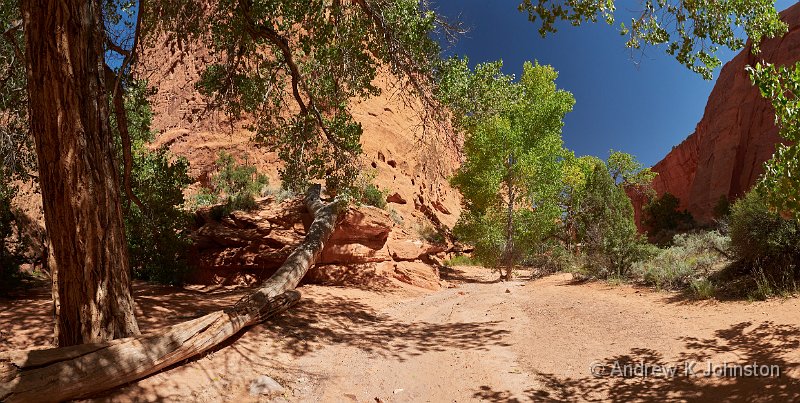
191;199;445;290
635;3;800;226
136;38;463;232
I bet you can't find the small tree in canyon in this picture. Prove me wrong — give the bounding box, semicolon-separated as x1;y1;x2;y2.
441;60;574;280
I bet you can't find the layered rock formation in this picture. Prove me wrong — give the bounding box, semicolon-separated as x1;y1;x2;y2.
133;32;463;287
638;3;800;225
136;39;463;231
192;197;445;289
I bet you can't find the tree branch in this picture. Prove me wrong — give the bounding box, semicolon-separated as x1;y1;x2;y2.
0;186;345;402
237;0;344;150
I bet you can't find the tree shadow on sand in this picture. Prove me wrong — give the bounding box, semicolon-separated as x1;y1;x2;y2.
476;320;800;402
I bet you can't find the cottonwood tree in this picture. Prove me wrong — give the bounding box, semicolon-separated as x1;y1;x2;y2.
147;0;454;192
441;60;574;280
748;62;800;219
521;0;799;217
519;0;786;79
21;0;140;346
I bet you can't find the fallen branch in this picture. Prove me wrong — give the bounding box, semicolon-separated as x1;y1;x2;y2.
0;185;344;402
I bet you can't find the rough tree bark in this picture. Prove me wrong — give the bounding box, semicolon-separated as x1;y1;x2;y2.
0;185;343;403
21;0;139;345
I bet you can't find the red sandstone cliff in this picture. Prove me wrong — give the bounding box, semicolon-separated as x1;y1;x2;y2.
639;3;800;226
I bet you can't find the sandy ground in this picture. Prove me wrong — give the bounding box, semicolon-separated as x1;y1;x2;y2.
2;266;800;402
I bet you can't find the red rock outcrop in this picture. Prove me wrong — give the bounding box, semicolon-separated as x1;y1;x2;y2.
136;37;463;231
127;25;464;288
191;197;445;290
635;3;800;226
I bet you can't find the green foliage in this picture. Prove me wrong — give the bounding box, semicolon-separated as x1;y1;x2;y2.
607;149;656;191
181;0;445;191
198;151;269;219
444;254;479;267
359;184;388;209
0;170;21;295
690;278;716;300
111;79;194;285
124;149;194;285
713;195;732;219
643;192;695;244
576;162;651;278
345;171;388;209
0;5;34;176
519;0;786;79
631;231;729;291
748;62;800;218
729;190;800;268
443;60;573;273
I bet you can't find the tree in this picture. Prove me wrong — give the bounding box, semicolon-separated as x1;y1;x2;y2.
747;62;800;219
607;149;656;193
169;0;453;192
110;79;194;285
576;161;647;277
21;0;139;346
442;60;574;280
519;0;786;79
521;1;800;218
643;192;695;244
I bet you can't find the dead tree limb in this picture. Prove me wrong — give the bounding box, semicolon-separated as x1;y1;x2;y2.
0;185;343;402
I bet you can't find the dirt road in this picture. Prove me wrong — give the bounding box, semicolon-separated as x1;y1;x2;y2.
3;266;800;402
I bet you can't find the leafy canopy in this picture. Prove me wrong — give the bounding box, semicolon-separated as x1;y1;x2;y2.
748;62;800;218
149;0;449;191
442;60;575;268
519;0;786;79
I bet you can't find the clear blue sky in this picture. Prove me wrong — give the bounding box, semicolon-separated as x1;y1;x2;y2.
429;0;796;166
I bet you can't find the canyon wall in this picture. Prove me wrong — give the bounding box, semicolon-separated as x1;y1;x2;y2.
639;3;800;226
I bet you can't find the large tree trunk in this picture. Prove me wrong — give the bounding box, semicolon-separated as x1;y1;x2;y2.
21;0;140;345
0;186;343;403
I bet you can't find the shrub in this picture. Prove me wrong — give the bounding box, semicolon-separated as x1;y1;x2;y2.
729;190;800;267
690;278;716;299
124;148;194;285
110;79;194;285
198;151;270;218
359;184;387;208
419;224;446;245
576;164;651;278
523;244;575;274
0;173;21;295
713;195;731;219
631;231;730;291
643;192;695;245
444;254;479;267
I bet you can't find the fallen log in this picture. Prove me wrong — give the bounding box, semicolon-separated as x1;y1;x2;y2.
0;185;344;402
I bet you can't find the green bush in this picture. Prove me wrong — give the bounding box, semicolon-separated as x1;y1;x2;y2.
0;173;21;295
631;231;730;291
690;278;716;299
729;190;800;266
360;184;388;209
643;192;695;245
111;79;195;285
576;164;651;278
728;190;800;296
444;254;479;267
124;148;194;285
197;151;269;218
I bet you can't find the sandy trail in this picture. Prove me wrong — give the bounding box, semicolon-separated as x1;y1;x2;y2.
2;266;800;402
